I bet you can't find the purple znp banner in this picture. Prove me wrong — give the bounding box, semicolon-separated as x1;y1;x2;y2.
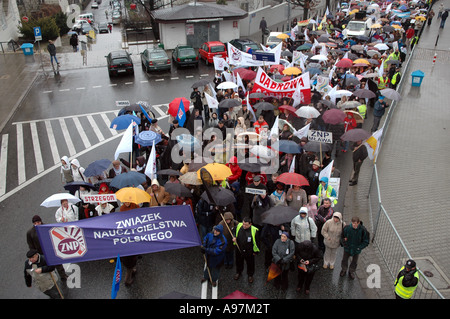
36;206;201;266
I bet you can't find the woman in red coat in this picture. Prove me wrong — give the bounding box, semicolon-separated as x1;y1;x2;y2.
342;113;357;152
226;156;242;184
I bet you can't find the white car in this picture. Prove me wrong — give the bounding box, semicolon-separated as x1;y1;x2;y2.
72;19;90;32
91;1;99;9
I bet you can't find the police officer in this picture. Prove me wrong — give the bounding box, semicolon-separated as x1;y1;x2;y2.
233;217;260;283
390;67;402;90
394;259;420;299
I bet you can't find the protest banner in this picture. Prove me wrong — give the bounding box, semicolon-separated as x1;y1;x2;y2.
81;194;117;203
36;205;201;266
251;67;311;103
307;130;333;143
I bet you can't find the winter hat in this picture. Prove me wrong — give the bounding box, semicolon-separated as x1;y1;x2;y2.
405;259;416;269
32;215;42;223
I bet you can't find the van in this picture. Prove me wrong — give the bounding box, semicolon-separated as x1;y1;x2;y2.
79;13;94;23
342;18;373;38
266;32;283;48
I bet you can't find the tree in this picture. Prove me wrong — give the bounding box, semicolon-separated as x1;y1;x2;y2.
19;17;60;41
291;0;321;20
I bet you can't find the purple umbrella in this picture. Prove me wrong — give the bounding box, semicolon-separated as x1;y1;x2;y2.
322;109;346;124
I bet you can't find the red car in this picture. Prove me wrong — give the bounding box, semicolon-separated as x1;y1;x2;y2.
199;41;227;65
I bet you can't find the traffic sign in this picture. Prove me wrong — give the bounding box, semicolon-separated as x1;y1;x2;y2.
34;27;42;41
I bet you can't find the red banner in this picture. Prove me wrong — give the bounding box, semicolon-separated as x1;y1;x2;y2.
251;68;311;104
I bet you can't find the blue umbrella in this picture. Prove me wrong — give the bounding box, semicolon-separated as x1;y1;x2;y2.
110;114;141;130
140;103;153;123
110;171;147;189
135;130;162;147
84;159;112;177
272;140;302;154
306;68;322;76
176;134;201;150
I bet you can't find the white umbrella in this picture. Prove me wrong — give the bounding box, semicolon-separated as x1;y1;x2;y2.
374;43;389;51
310;54;328;62
379;88;402;101
41;193;81;208
217;81;238;90
295;106;321;118
250;145;277;158
335;90;353;97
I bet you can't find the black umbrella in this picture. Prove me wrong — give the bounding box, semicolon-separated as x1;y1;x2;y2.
353;89;376;99
303;141;333;153
164;183;193;197
158;169;183;176
340;128;371;142
84;159;111;177
201;187;235;206
249;92;267;99
253;101;276;110
64;181;96;193
261;205;299;225
218;99;241;109
191;79;211;88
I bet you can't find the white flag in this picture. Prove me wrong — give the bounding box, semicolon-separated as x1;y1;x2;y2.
114;123;134;160
246;93;257;122
289;155;296;173
319;160;334;181
293;123;310;139
204;92;219;109
145;140;157;179
270;116;279;140
378;59;385;78
213;56;229;71
364;128;384;161
236;72;246;94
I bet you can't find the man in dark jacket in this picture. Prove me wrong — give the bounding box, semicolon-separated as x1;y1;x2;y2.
201;224;227;287
340;216;370;279
47;40;60;66
371;95;389;133
233;217;260;283
349;140;368;186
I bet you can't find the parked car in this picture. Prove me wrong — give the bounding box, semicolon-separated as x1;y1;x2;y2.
81;23;98;35
140;48;171;72
72;20;90;32
266;32;283;48
98;22;109;33
172;45;198;68
106;50;134;77
228;39;260;52
112;10;121;24
198;41;227;65
91;1;99;8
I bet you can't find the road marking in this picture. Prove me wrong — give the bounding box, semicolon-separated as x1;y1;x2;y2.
72;117;91;149
0;134;8;196
155;79;164;82
200;74;209;77
59;118;76;156
171;77;179;80
30;122;44;174
140;80;148;83
87;115;105;142
108;84;117;87
76;87;85;90
186;75;194;78
100;113;118;136
92;85;102;89
45;120;60;165
16;124;26;185
152;105;166;117
59;89;70;92
43;91;52;94
125;82;133;85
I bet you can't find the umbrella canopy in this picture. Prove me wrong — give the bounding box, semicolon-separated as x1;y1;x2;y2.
218;98;242;109
261;205;300;225
303;141;333;153
276;172;309;187
110;114;141;130
239;160;265;172
282;67;302;76
201;187;235;206
311;54;328;62
223;290;258;299
374;43;389;51
197;163;232;181
64;181;96;194
158;169;183;176
176;134;202;150
217;81;238;90
341;101;361;109
41;193;81;208
353;58;370;65
270;64;285;73
179;172;202;185
164;183;192;197
249;92;267;99
278;104;297;114
250;145;277;158
233;68;257;81
340;128;371;142
379;88;402;101
253;101;276;110
295;106;321;118
276;33;290;39
323;108;346;124
110;171;147;189
297;44;312;51
271;140;302;154
135;130;162;147
266;263;282;282
191;79;211;88
352;89;376;99
84;159;112;177
168;97;190;117
115;187;151;204
335;58;353;68
344;110;364;123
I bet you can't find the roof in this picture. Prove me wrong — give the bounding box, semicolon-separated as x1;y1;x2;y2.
151;2;248;23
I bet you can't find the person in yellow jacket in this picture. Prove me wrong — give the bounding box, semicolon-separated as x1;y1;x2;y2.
394;259;419;299
233;217;260;283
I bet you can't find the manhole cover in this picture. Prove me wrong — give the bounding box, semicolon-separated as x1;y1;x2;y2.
424;270;434;277
414;257;450;290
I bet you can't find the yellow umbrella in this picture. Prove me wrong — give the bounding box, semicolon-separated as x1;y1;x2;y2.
115;187;151;205
197;163;232;181
282;66;302;76
370;23;383;29
415;16;426;21
353;58;370;65
276;33;290;39
392;24;403;29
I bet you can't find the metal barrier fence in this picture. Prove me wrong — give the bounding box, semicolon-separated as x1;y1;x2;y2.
366;31;445;299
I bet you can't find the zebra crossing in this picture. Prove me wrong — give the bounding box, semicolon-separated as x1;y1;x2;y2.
0;103;171;200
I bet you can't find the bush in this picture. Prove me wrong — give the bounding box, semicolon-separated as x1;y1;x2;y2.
54;12;70;36
19;16;60;41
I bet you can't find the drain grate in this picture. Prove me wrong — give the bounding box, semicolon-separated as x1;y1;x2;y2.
413;257;450;291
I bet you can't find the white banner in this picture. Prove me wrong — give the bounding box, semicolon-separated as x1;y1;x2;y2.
81;194;117;203
227;42;281;67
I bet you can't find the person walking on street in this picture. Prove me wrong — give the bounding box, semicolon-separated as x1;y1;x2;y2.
440;9;448;29
339;216;370;279
321;212;345;269
47;40;60;67
201;224;227;287
394;259;420;299
69;33;78;52
349;140;368;186
427;9;435;26
260;17;268;44
233;217;260;283
371;95;389;133
271;232;295;291
24;250;65;299
295;240;322;295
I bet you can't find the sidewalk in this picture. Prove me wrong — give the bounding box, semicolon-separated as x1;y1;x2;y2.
345;0;450;299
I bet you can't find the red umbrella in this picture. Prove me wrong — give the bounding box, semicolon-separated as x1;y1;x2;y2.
335;58;353;68
168;97;190;117
233;68;257;81
278;104;298;115
270;64;285;73
223;290;258;299
322;108;346;124
276;172;309;187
